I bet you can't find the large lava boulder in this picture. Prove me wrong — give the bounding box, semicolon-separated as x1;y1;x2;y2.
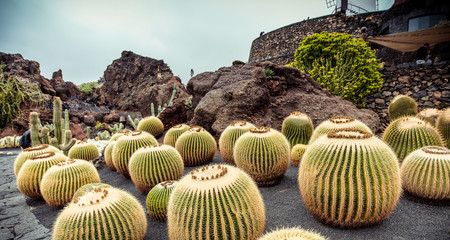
187;61;382;138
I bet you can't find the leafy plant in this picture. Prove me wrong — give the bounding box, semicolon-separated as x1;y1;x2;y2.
78;82;101;95
264;68;274;76
94;121;104;130
288;32;382;106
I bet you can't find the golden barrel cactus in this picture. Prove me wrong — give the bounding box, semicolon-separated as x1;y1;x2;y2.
167;164;266;240
175;126;217;167
281;111;314;147
291;144;308;167
110;129;132;141
299;128;401;228
219;121;255;165
146;180;177;222
417;108;443;127
309;116;372;144
137;116;164;137
388;94;418;121
436;108;450;148
67;140;99;161
164;124;190;147
14;144;61;176
258;227;327;240
104;140;116;171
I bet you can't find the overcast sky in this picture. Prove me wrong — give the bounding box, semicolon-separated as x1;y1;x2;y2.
0;0;394;85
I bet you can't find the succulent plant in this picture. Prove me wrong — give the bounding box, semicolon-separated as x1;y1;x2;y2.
129;144;184;193
219;121;255;165
291;144;307;167
167;164;266;240
40;159;101;208
299;128;401;228
175;126;217;167
146;180;177;222
110;129;132;141
234;127;290;186
16;152;68;199
388;94;418;121
436;108;450;148
104;140;117;171
72;182;112;199
400;146;450;200
417;108;443;127
14;144;61;176
67;140;100;161
281;111;314;147
258;227;327;240
53;97;63;145
382;117;444;161
137;116;165;137
52;185;147;239
309;116;372;144
112;130;158;178
163;124;190;147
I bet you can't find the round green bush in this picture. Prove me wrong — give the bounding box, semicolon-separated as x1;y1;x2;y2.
291;144;308;167
163;124;189;147
282;111;314;147
258;227;327;240
388;95;418;121
68;140;99;161
137;116;165;137
14;144;61;176
219;121;255;165
288;32;382;106
175;126;217;167
436;108;450;148
146;180;177;222
309;116;372;144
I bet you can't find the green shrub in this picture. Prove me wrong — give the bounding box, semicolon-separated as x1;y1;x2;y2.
288;32;382;106
78;82;101;95
264;68;274;76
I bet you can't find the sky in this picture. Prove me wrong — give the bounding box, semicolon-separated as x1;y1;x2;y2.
0;0;394;85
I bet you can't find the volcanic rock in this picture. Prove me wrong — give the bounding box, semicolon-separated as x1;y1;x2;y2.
50;69;80;101
187;61;382;138
103;110;120;124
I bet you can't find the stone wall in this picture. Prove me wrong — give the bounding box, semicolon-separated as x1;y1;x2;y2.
364;64;450;125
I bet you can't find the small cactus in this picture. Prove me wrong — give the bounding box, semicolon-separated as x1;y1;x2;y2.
281;111;314;147
129;144;184;193
175;126;217;167
67;140;100;161
112;130;158;178
137;116;165;137
146;180;177;222
104;140;117;171
219;121;255;165
299;128;401;228
16;152;68;199
388;94;418;121
382;117;444;161
40;159;101;208
163;124;190;147
110;129;132;141
234;127;290;186
401;146;450;200
168;164;266;240
309;116;372;143
436;108;450;148
52;185;147;239
14;144;61;176
417;108;443;127
258;227;327;240
291;144;307;167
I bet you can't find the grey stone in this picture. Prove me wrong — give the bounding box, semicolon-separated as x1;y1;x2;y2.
413;90;427;98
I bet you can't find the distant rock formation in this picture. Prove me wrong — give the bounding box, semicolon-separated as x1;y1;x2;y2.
50;69;80;101
187;61;382;138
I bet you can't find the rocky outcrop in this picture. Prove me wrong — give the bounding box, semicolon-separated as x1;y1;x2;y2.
50;69;80;101
187;61;382;138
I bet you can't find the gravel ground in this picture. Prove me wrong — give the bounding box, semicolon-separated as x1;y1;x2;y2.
1;147;449;240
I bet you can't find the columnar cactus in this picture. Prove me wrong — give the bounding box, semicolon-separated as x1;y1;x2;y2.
110;129;132;141
104;140;117;171
401;146;450;200
129;144;184;193
382;117;444;161
52;185;147;240
175;126;217;167
112;130;158;178
388;94;418;121
309;116;372;143
146;180;177;222
16;152;68;199
40;159;101;208
281;111;314;147
29;112;41;146
53;97;63;145
168;164;266;240
258;227;327;240
137;116;165;137
291;144;307;167
163;124;190;147
14;144;61;176
299;128;401;228
417;108;443;127
219;121;255;165
68;140;100;161
436;108;450;148
234;127;290;186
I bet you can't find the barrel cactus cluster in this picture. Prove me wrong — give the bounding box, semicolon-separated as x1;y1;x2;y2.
163;124;189;147
309;116;372;143
388;94;418;121
14;144;61;176
67;140;100;161
281;111;314;147
137;116;165;137
146;180;178;222
175;126;217;166
219;121;255;165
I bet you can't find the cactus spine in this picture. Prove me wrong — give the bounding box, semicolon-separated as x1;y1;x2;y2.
167;164;266;240
104;140;117;171
234;127;290;186
382;117;444;161
219;121;255;165
52;185;147;240
175;126;217;167
291;144;308;167
281;111;314;147
137;116;165;137
436;108;450;148
68;140;99;161
146;180;177;222
299;128;401;227
163;124;190;147
14;144;61;176
417;108;443;127
309;116;372;144
388;94;418;121
112;130;158;178
40;159;101;208
53;97;63;145
16;152;68;199
258;227;327;240
400;146;450;200
129;144;184;193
